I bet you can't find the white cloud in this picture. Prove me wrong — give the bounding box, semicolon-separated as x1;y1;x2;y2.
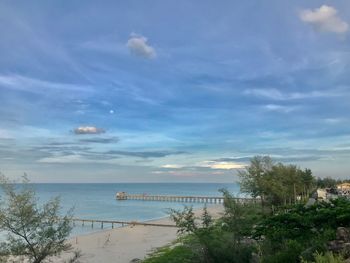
198;161;245;170
37;154;121;164
263;104;297;113
300;5;349;34
0;74;92;94
161;164;184;169
323;118;344;124
0;128;13;139
74;126;105;135
243;88;337;101
126;34;156;59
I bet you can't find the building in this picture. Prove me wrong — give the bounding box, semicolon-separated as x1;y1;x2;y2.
116;192;127;200
337;183;350;190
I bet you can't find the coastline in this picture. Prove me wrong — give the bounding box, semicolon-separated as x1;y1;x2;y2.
58;204;224;263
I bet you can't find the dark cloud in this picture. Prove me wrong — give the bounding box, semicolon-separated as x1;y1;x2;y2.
79;137;119;144
0;148;50;163
33;146;91;153
80;153;120;160
213;157;252;162
46;142;74;146
103;150;187;158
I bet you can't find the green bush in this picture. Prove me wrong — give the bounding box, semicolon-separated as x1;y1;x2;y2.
143;243;201;263
302;252;344;263
144;189;350;263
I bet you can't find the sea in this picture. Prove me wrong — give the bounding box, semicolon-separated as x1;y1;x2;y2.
0;183;240;237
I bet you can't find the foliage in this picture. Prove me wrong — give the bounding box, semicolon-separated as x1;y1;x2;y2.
255;198;350;262
0;174;75;263
145;197;350;263
261;239;305;263
148;190;259;263
302;252;344;263
238;156;274;202
255;198;350;242
145;157;350;263
316;177;338;189
143;242;201;263
169;206;197;235
238;156;315;206
219;188;263;239
201;205;212;229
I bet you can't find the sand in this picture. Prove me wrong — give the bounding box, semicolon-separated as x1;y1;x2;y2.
58;205;224;263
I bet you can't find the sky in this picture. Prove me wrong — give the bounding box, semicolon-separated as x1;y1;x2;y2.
0;1;350;183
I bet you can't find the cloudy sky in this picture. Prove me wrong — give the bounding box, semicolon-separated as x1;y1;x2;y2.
0;1;350;183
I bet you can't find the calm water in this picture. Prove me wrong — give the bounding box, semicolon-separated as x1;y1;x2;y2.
1;183;240;237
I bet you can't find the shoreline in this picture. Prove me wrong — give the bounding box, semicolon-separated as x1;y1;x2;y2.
68;203;220;239
59;204;224;263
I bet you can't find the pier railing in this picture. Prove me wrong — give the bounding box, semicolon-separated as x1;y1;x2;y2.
116;193;259;204
70;218;177;229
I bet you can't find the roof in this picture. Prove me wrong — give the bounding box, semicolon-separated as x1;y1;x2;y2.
337;183;350;189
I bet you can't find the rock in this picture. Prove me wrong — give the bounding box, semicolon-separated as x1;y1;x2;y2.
328;240;344;252
305;198;316;207
337;227;350;242
130;258;142;263
328;227;350;257
250;252;260;263
343;243;350;258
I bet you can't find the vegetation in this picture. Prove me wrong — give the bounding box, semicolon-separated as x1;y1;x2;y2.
145;192;259;263
316;177;339;189
255;198;350;262
144;156;350;263
238;156;315;206
303;252;344;263
0;175;78;263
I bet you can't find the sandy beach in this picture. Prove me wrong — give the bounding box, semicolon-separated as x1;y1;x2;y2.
59;205;224;263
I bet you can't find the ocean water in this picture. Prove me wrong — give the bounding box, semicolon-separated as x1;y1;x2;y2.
1;183;240;237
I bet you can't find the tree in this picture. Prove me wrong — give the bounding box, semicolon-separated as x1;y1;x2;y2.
169;191;258;263
238;156;316;207
316;177;337;189
238;156;274;205
201;205;212;229
170;206;197;235
0;175;76;263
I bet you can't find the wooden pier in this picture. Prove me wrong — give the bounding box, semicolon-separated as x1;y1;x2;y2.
115;192;259;204
71;218;177;229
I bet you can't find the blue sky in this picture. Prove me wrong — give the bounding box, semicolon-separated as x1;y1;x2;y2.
0;1;350;182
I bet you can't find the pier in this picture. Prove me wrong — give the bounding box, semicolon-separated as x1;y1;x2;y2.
115;192;259;204
71;218;177;229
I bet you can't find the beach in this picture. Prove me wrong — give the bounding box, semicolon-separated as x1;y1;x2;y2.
59;205;224;263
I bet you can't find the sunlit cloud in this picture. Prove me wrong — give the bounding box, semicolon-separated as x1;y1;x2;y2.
300;5;349;34
126;33;156;58
198;161;245;170
161;164;184;169
73;126;105;135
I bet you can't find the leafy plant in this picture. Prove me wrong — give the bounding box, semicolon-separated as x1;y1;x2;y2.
0;174;76;263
